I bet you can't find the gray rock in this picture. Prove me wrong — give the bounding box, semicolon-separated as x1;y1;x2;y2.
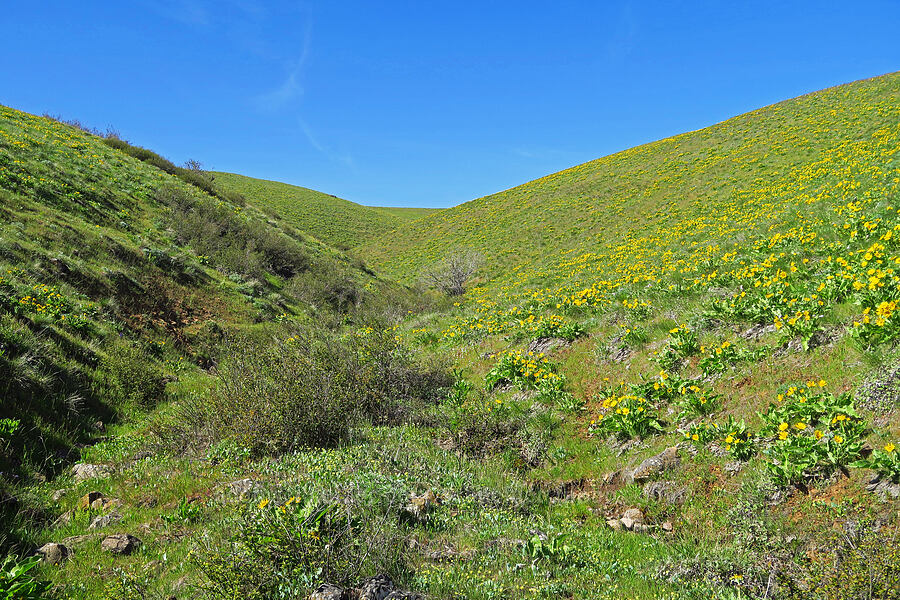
221;478;258;500
384;593;423;600
632;523;651;534
724;461;744;476
51;488;70;502
662;520;674;532
606;518;623;531
620;516;636;530
527;337;569;355
643;481;689;505
53;510;74;527
866;474;900;501
402;490;438;522
356;574;395;600
60;534;97;547
309;583;346;600
89;512;123;530
622;507;645;524
72;463;113;481
36;543;69;564
627;447;680;483
101;533;141;555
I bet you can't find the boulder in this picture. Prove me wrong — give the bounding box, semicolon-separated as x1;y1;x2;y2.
626;447;680;483
309;583;346;600
622;507;645;524
865;473;900;501
402;490;439;522
356;574;395;600
100;533;141;555
606;518;624;531
89;512;123;530
72;464;113;481
643;481;689;505
36;543;69;564
78;491;104;510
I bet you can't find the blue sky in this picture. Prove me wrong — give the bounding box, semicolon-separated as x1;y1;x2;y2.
3;1;900;208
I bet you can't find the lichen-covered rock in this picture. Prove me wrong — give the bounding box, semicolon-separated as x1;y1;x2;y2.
36;543;69;564
78;491;103;510
72;463;113;481
100;533;141;555
89;512;123;530
356;574;395;600
643;481;688;505
627;447;680;483
309;582;346;600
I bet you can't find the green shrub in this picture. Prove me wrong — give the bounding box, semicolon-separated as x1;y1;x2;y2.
184;326;448;456
0;555;51;600
196;493;411;599
94;340;166;410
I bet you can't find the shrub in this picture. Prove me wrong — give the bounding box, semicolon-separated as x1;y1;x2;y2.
0;555;51;600
94;340;166;410
195;493;411;599
853;441;900;482
183;326;448;456
591;394;664;440
421;250;482;296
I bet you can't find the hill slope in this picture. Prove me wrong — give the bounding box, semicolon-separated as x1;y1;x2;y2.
213;171;439;250
361;72;900;293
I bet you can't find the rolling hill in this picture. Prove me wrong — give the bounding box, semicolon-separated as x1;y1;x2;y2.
212;171;440;250
360;72;900;295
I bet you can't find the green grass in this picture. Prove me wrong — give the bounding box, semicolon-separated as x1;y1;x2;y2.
4;72;900;600
212;172;440;250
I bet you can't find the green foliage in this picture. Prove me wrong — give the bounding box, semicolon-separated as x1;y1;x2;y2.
698;340;766;376
591;394;664;440
181;326;448;456
760;384;866;484
852;442;900;482
655;324;700;370
197;493;409;599
212;172;435;250
721;417;756;461
95;339;166;410
485;349;564;391
682;421;721;446
0;556;51;600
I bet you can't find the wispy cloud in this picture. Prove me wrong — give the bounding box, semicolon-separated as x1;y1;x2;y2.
253;18;312;111
299;118;354;168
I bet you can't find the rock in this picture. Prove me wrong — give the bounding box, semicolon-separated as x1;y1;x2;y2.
384;593;423;600
78;491;104;510
72;464;113;481
527;337;569;355
620;516;636;530
100;533;141;555
51;488;70;502
606;518;624;531
643;481;689;505
89;512;123;530
632;523;651;534
402;490;439;522
724;461;744;476
356;574;395;600
662;520;674;532
309;583;346;600
865;473;900;501
92;497;121;511
601;470;622;485
627;447;680;483
622;508;645;524
36;543;69;564
220;478;258;500
742;323;775;340
61;534;97;547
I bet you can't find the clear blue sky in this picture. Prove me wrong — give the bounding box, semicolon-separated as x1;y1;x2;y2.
3;1;899;208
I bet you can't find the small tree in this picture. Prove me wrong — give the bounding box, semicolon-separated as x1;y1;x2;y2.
422;250;482;296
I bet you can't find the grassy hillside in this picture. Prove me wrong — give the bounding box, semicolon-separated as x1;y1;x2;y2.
0;105;421;537
361;72;900;290
3;73;900;600
213;172;438;250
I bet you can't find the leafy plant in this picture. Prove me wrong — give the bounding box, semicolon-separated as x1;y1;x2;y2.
591;394;664;439
655;325;700;370
721;417;756;461
852;442;900;482
0;555;51;600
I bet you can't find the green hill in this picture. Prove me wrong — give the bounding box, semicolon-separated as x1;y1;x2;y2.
212;171;439;250
360;72;900;293
4;72;900;600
